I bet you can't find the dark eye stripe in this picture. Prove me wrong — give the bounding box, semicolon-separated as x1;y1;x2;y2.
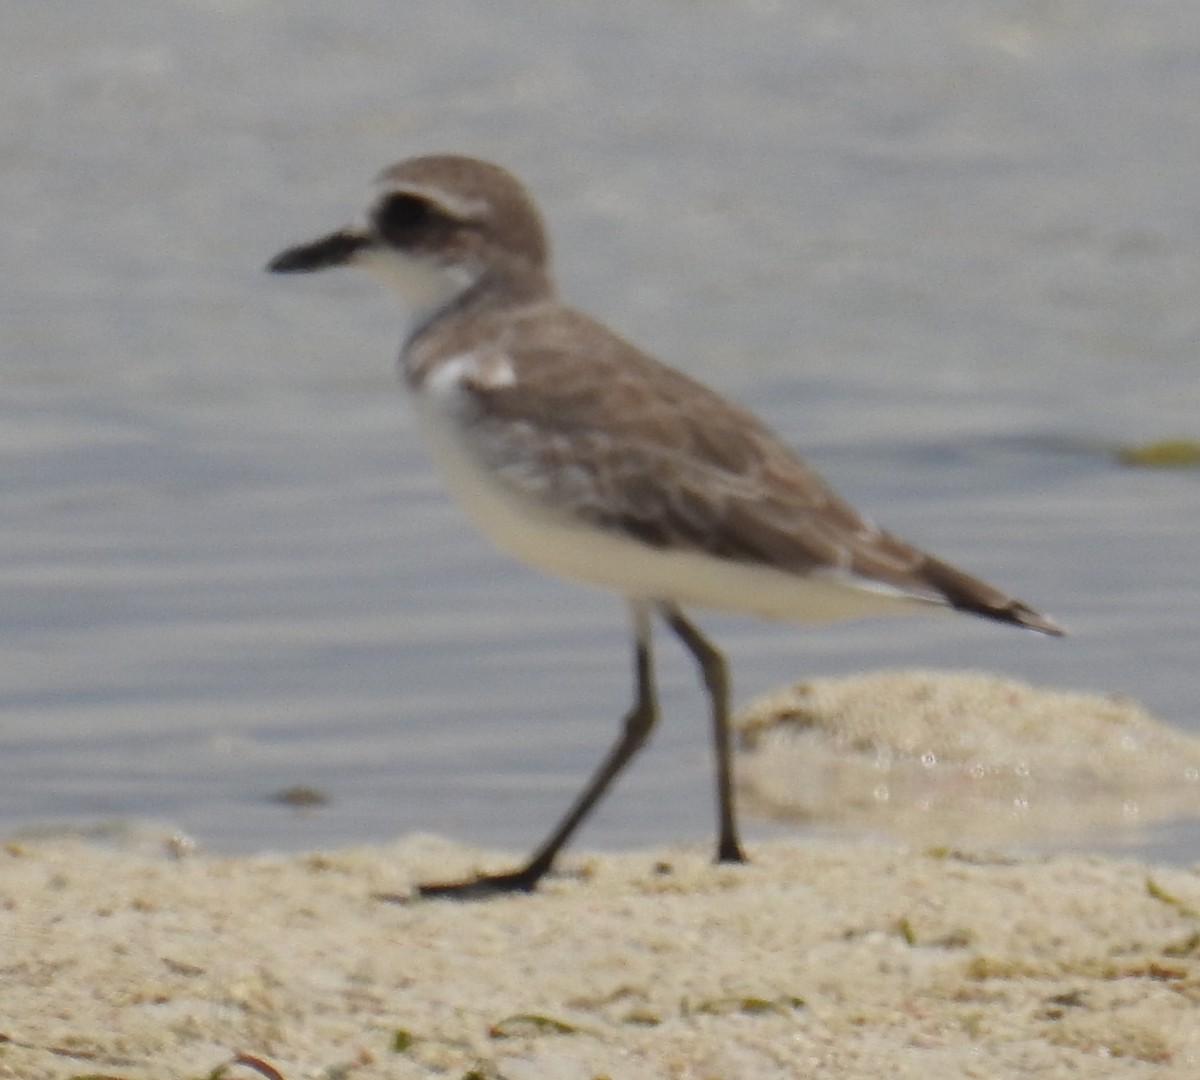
374;193;438;245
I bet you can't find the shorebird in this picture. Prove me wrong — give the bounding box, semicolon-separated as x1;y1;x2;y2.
268;154;1063;898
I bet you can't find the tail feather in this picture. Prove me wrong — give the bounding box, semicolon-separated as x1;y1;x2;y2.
922;556;1065;636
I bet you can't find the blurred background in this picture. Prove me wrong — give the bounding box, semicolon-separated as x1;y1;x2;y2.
2;0;1198;858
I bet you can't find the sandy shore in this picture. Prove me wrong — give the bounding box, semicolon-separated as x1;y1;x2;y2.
4;830;1200;1080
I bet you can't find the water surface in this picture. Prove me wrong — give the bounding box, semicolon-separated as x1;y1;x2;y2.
2;0;1198;859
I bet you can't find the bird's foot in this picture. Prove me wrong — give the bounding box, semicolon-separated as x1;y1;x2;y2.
717;837;748;864
416;865;545;900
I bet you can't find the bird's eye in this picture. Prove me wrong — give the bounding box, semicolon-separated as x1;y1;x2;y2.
374;194;438;245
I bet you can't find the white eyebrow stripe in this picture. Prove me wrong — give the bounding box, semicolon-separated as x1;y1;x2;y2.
374;181;491;221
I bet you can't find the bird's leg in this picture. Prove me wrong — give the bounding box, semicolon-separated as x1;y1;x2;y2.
417;603;658;899
660;604;747;864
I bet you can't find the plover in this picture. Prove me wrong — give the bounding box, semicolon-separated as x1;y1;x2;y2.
268;154;1063;898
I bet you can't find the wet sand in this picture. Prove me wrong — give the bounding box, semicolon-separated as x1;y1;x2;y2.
737;670;1200;846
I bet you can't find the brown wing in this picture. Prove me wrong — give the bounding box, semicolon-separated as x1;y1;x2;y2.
429;305;1062;635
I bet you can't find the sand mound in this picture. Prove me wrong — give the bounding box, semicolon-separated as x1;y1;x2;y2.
736;670;1200;846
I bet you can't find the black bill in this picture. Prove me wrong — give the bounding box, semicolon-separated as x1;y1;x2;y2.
267;229;370;274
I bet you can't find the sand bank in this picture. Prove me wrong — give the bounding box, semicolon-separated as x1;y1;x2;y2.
4;831;1200;1080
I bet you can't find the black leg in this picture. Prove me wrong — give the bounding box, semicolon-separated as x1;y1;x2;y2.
660;604;747;865
418;603;659;899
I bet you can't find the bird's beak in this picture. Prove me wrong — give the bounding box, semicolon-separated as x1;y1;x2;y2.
266;229;371;274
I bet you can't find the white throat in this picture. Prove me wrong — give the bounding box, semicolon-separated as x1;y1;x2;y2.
355;246;478;327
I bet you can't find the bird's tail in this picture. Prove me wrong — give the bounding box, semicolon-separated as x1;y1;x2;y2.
922;556;1065;636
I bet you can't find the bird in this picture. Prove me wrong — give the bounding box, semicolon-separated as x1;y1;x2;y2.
267;153;1063;898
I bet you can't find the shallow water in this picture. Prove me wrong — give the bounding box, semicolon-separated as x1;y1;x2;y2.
2;0;1198;859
